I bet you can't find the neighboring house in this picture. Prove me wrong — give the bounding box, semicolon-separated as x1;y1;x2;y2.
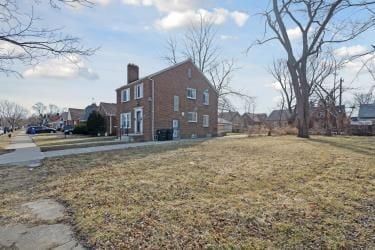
358;104;375;120
266;110;292;128
219;111;243;132
310;104;347;133
67;108;84;126
80;103;98;122
116;59;218;141
351;104;375;135
217;118;232;135
61;112;68;127
48;114;63;130
242;113;268;128
99;102;117;136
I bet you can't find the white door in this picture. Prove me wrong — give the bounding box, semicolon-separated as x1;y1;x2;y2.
134;108;143;134
172;119;179;138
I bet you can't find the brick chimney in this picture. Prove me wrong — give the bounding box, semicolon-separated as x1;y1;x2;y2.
127;63;139;84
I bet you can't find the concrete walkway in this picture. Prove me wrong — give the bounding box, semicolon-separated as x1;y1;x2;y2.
0;199;84;249
44;139;200;158
0;132;43;166
0;132;206;166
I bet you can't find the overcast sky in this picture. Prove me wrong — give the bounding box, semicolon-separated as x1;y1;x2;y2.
1;0;374;114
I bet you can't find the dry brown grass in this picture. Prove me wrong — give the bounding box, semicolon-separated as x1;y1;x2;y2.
0;136;374;249
0;131;18;155
32;133;117;151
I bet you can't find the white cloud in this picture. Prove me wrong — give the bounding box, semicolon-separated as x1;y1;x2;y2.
230;11;249;27
344;54;375;72
122;0;200;12
334;45;368;57
23;55;99;80
287;27;302;41
0;41;26;57
272;81;283;91
155;8;249;30
93;0;111;5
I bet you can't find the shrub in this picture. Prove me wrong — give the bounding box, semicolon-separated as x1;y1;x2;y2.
86;111;106;136
73;122;88;135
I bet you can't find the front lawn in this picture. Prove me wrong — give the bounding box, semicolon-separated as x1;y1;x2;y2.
32;133;118;151
0;131;18;155
0;136;374;248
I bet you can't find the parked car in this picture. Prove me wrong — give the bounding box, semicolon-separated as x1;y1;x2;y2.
63;125;74;135
27;126;56;134
0;127;4;135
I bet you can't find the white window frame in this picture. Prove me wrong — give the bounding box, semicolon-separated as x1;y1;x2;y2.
135;83;143;99
121;112;131;129
203;90;209;105
187;88;197;100
188;112;198;123
203;115;209;127
173;95;179;112
121;88;130;102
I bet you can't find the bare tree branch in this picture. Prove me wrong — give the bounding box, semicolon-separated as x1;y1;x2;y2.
0;0;97;76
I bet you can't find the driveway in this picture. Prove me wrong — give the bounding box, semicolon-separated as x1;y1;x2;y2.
0;132;43;166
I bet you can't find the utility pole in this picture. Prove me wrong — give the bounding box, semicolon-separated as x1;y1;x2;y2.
339;77;344;134
339;77;343;112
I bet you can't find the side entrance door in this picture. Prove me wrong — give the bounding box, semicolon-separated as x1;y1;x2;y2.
172;119;179;139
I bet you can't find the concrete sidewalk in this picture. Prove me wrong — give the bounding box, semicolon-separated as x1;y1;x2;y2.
44;139;201;158
0;132;205;166
0;132;43;166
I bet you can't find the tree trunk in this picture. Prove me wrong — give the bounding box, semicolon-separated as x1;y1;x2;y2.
296;94;310;138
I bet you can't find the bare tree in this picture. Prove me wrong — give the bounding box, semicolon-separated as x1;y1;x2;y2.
48;104;60;115
252;0;375;138
0;100;28;129
163;15;251;112
268;59;296;114
354;85;375;105
0;0;96;76
243;96;257;115
32;102;47;125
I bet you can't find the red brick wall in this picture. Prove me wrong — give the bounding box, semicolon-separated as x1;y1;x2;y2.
116;60;218;141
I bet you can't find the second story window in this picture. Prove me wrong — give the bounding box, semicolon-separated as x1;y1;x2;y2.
187;88;196;99
203;89;209;105
188;112;197;123
173;95;179;112
135;83;143;99
121;88;130;102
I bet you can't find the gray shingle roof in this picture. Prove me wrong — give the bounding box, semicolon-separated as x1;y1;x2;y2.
267;110;291;121
219;112;241;122
80;104;98;121
68;108;84;121
99;102;117;116
243;113;268;123
358;104;375;119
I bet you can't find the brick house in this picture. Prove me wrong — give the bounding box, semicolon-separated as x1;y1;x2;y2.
99;102;117;136
116;59;218;141
66;108;84;126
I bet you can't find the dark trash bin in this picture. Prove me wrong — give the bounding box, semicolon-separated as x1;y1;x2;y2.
157;129;173;141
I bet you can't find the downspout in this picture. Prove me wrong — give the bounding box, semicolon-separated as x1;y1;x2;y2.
109;115;112;135
149;77;155;141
